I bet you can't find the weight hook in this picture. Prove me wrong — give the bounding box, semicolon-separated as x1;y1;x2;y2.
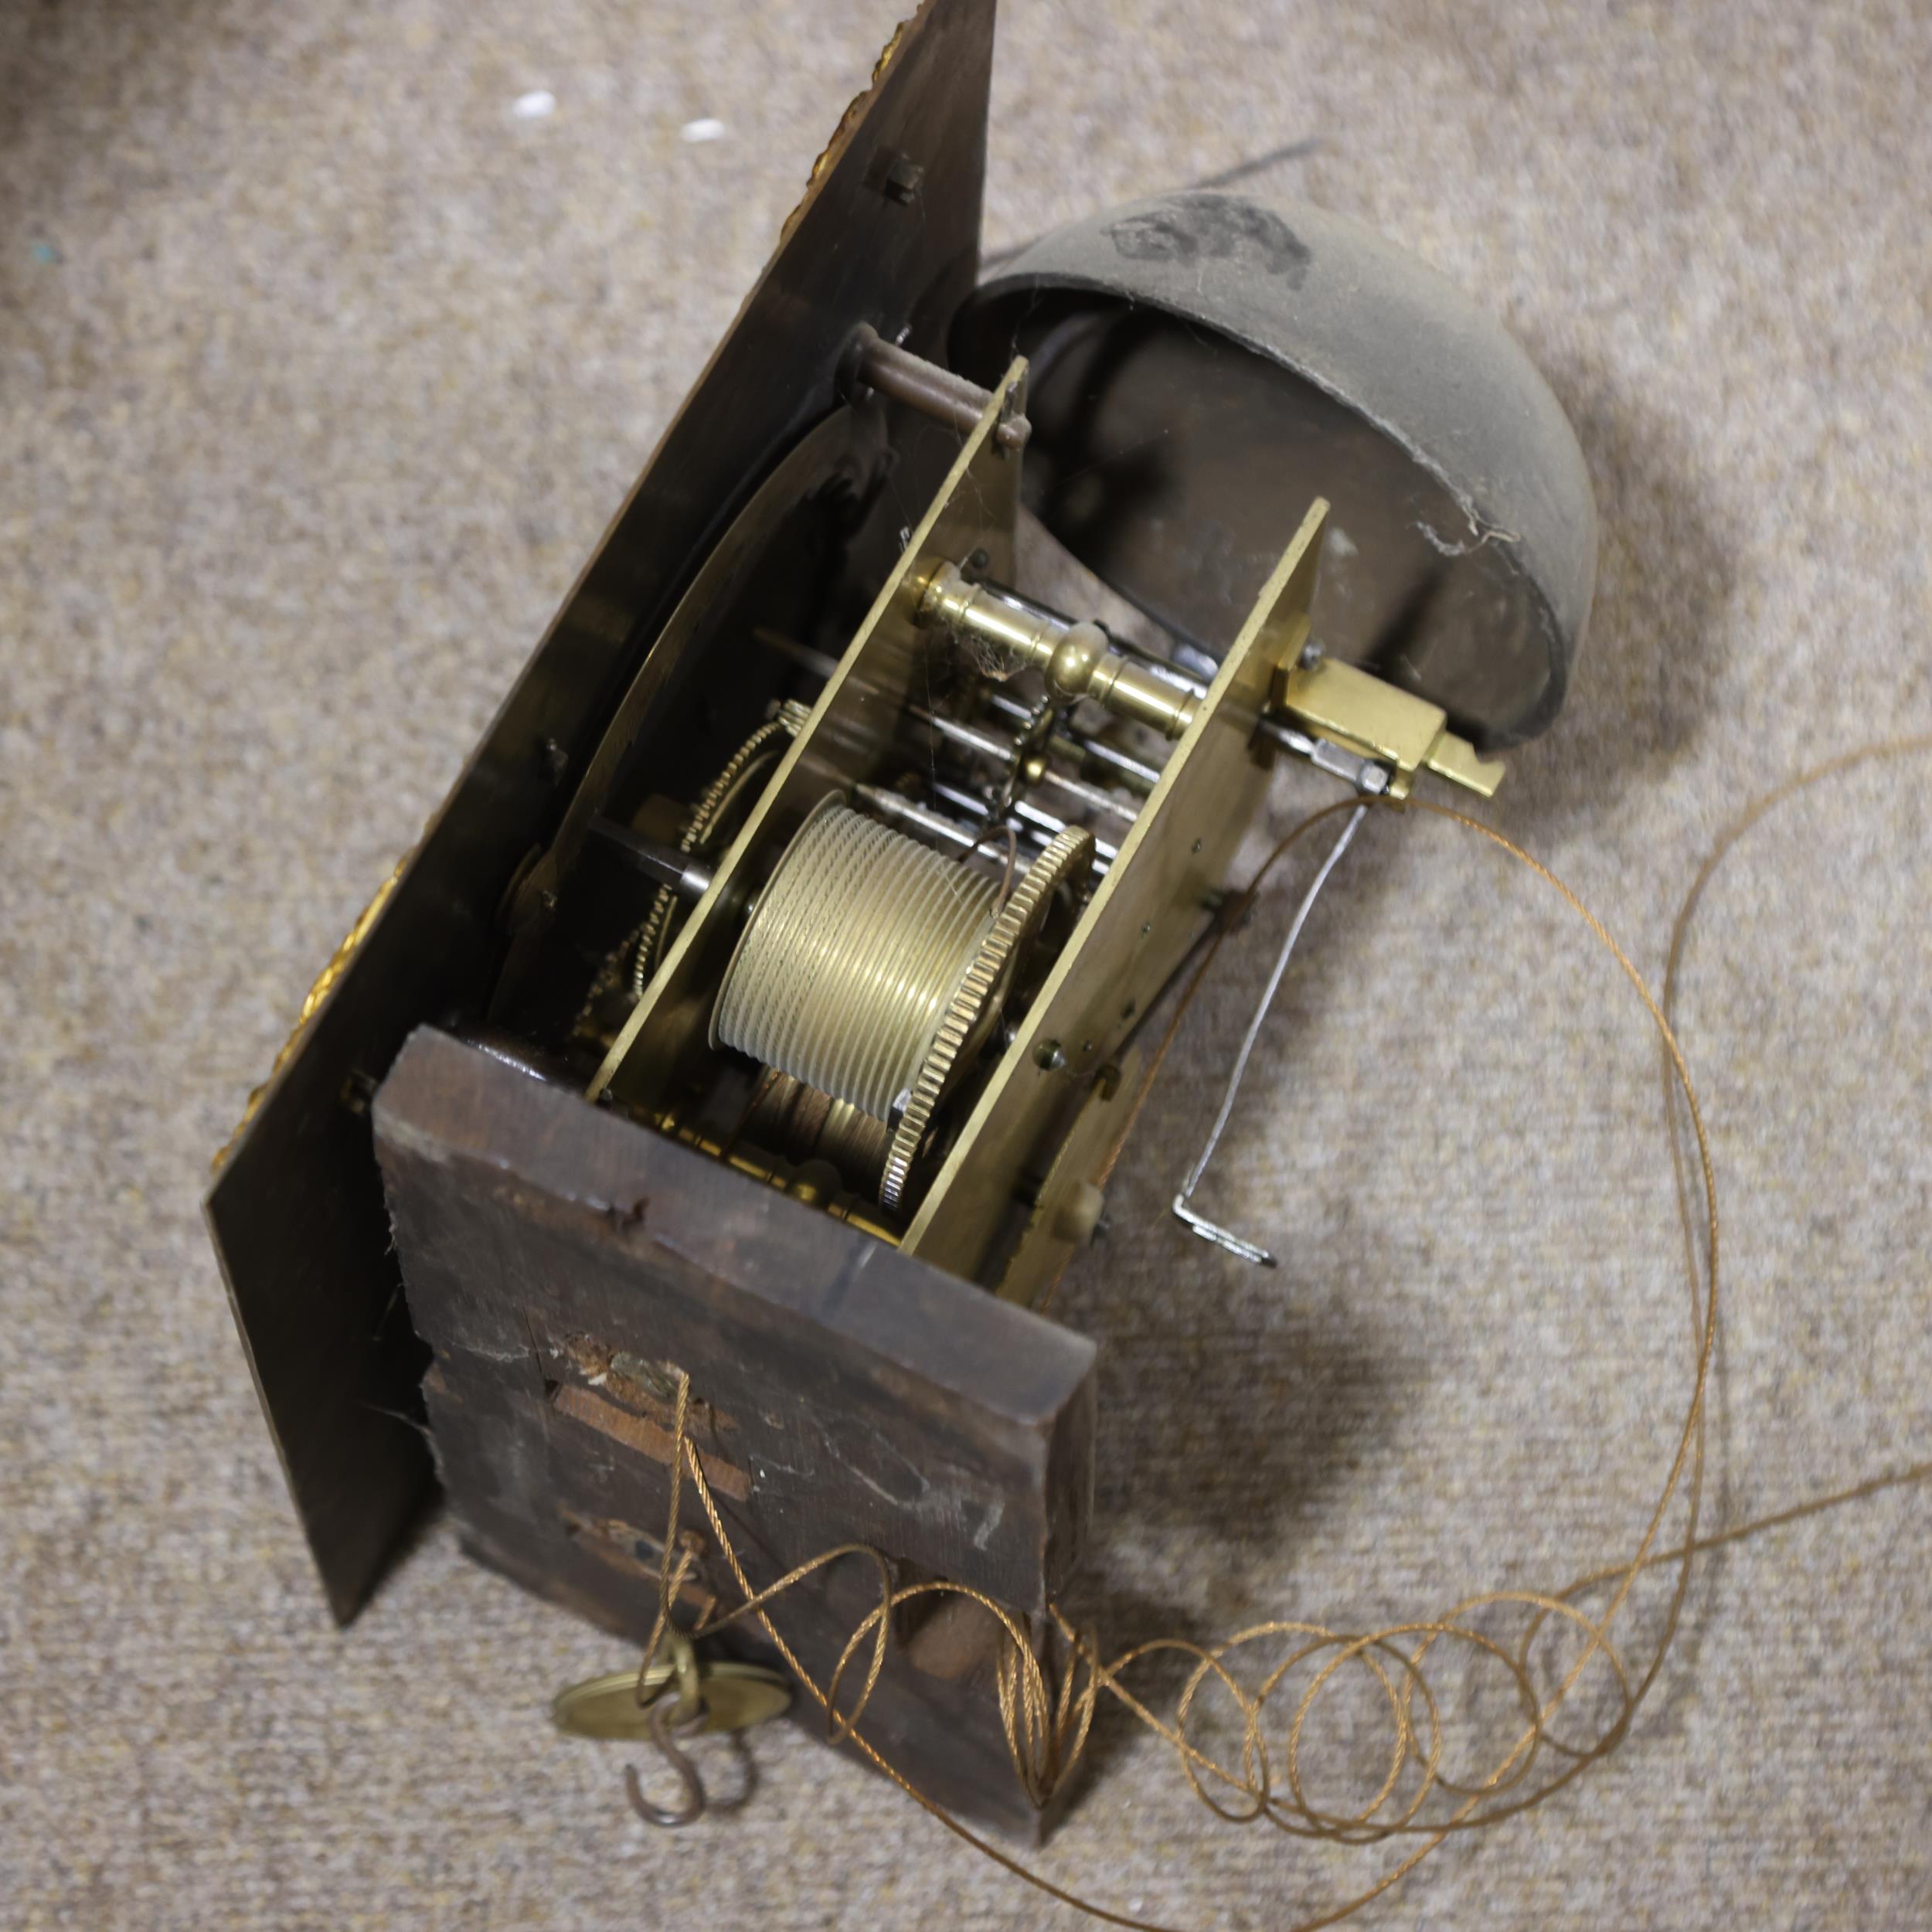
624;1702;707;1828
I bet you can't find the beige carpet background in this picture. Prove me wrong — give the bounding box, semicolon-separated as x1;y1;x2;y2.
4;1;1930;1926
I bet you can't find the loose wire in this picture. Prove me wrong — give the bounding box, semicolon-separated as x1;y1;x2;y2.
621;740;1932;1929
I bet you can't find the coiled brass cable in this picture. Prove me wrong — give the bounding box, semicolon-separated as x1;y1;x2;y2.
606;743;1932;1932
712;800;999;1123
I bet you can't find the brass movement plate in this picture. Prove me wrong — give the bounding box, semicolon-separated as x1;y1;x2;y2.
903;500;1332;1284
590;359;1030;1111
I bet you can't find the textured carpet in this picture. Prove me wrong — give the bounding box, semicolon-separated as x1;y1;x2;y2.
4;1;1930;1927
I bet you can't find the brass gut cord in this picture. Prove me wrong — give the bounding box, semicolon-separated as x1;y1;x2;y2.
614;736;1931;1931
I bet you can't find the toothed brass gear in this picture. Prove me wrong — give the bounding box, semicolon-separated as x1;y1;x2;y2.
628;702;809;995
878;825;1094;1213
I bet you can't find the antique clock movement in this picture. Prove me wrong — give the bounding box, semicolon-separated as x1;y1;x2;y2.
206;0;1594;1835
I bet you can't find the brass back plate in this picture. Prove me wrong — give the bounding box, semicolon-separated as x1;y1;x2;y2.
903;500;1331;1284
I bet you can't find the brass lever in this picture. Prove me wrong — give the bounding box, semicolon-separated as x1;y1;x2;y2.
1274;652;1504;801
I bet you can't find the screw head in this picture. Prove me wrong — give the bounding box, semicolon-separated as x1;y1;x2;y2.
883;155;924;204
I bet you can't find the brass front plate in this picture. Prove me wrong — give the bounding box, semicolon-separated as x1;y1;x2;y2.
903;500;1332;1283
590;360;1029;1111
